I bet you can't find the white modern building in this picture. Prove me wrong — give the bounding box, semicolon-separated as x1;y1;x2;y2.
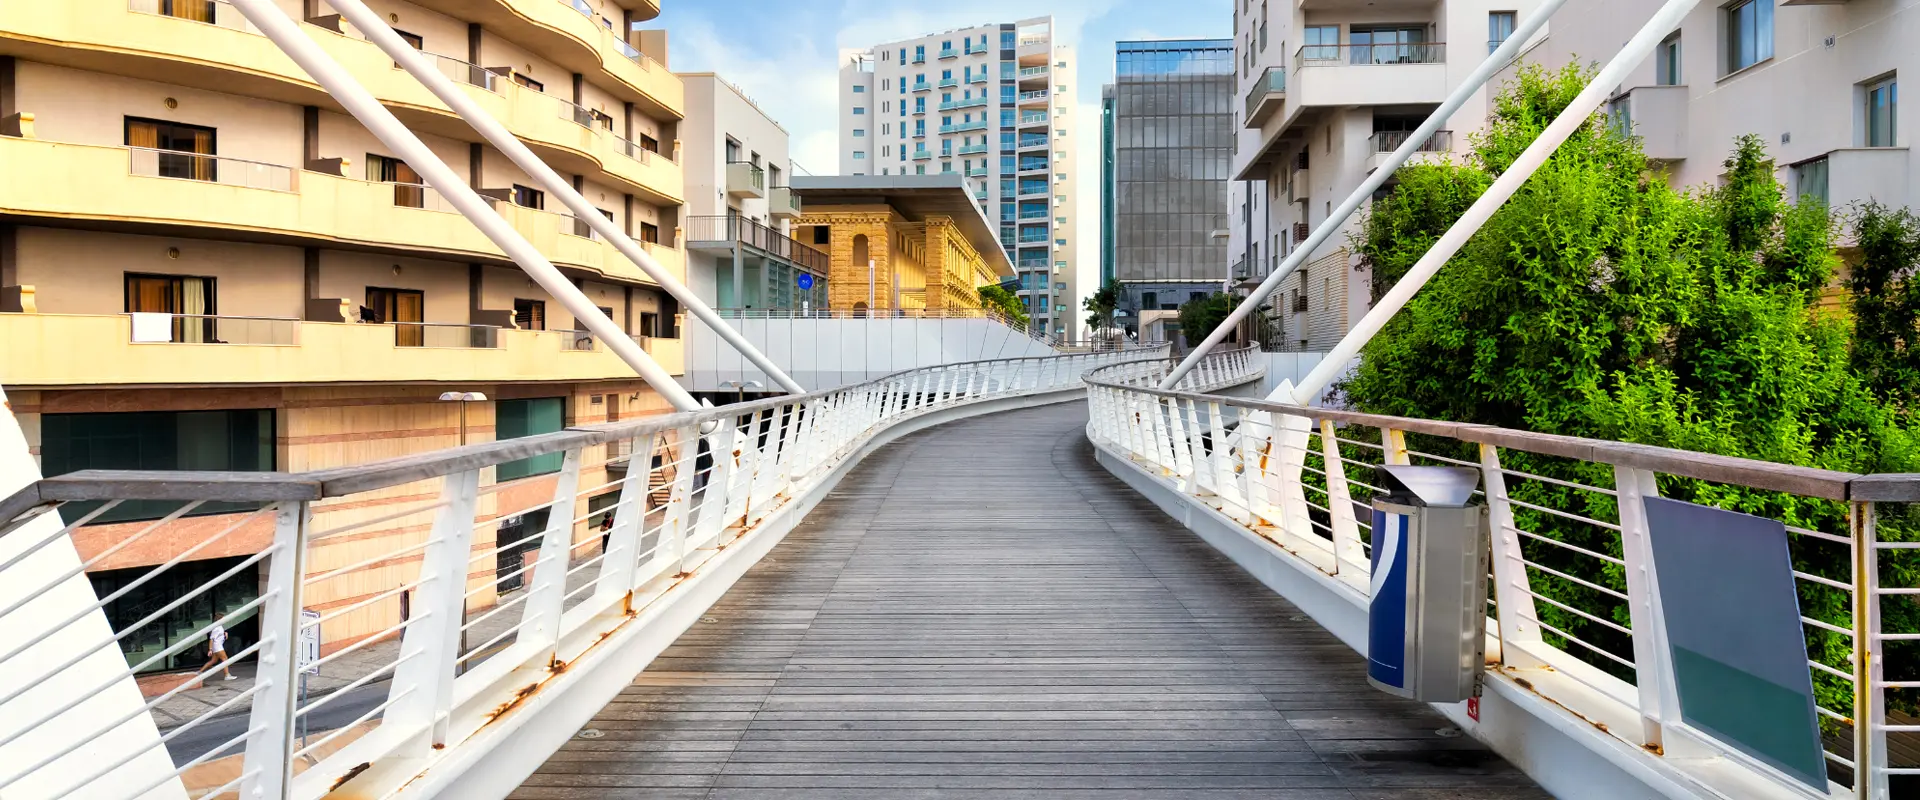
837;17;1082;340
1228;0;1546;351
1500;0;1910;215
678;73;826;316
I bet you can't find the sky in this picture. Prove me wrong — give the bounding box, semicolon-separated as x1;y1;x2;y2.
651;0;1233;312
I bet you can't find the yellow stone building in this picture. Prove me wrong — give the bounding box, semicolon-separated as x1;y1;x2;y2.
790;175;1011;314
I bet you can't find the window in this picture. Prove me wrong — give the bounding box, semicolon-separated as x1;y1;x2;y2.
916;97;926;113
1867;76;1898;147
1350;25;1429;64
367;154;424;207
915;164;926;175
915;45;925;61
881;78;890;90
639;221;660;244
1488;12;1515;53
639;133;659;154
725;138;741;162
853;84;866;93
125;117;215;181
1302;25;1339;60
1725;0;1772;74
496;398;566;480
882;101;890;113
512;184;545;210
1657;34;1682;85
512;72;544;92
43;409;275;525
853;106;866;115
365;286;425;345
853;151;867;160
514;297;546;331
853;128;867;137
882;123;890;135
882;145;890;156
125;272;215;343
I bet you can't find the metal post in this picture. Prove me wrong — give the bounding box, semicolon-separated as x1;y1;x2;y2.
519;449;583;656
1479;444;1544;665
387;468;481;749
1853;501;1887;800
227;0;703;411
1157;0;1584;391
1613;465;1677;750
317;0;806;395
239;501;309;800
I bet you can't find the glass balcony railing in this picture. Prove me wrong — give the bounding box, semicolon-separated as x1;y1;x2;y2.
939;121;989;134
912;150;933;160
958;143;989;155
912;81;931;92
968;74;988;84
1018;136;1048;149
939;48;958;59
1018;113;1049;126
1296;42;1447;66
965;167;987;177
128;147;294;192
937;77;960;88
1243;66;1286;123
939;97;989;111
1017;66;1049;78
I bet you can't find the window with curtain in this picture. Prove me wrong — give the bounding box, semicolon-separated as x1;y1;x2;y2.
125;272;214;343
1794;157;1829;207
1658;34;1682;85
368;154;424;208
496;398;566;480
1488;12;1515;53
1725;0;1773;74
639;221;660;244
1867;76;1898;147
366;286;425;347
512;72;544;92
159;0;215;22
511;184;545;210
126;117;215;182
514;298;546;331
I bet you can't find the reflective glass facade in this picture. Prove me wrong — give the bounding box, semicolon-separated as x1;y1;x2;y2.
1111;39;1233;287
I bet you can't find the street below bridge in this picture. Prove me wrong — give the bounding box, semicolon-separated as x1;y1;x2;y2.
510;403;1547;799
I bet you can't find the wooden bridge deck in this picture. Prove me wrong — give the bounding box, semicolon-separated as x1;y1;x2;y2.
510;403;1548;799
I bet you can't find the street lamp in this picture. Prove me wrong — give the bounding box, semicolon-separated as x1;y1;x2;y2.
435;391;484;674
438;391;487;446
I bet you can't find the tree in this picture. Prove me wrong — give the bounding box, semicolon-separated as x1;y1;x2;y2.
1848;203;1920;409
1083;280;1119;334
1340;62;1918;720
1177;292;1235;348
976;284;1028;326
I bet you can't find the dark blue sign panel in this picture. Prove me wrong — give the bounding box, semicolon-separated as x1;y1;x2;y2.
1367;509;1409;690
1643;497;1827;790
797;273;815;290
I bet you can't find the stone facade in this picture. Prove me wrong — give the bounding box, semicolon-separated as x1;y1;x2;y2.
802;207;995;314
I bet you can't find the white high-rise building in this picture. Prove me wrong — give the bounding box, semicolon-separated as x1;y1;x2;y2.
838;17;1082;339
1228;0;1545;351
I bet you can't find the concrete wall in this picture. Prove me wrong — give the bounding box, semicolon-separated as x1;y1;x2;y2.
678;316;1056;391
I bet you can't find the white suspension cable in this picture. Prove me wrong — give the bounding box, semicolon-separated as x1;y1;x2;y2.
323;0;805;395
227;0;701;410
1158;0;1573;390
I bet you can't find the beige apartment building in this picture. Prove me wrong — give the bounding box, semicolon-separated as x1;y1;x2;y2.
0;0;689;679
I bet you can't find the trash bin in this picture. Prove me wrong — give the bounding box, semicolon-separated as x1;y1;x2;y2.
1367;464;1489;703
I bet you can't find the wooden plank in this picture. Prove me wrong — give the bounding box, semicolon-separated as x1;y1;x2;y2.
510;404;1549;798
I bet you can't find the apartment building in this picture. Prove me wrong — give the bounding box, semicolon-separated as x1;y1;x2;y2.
679;73;827;314
1506;0;1910;216
0;0;688;679
1106;39;1235;341
1229;0;1545;351
837;18;1081;339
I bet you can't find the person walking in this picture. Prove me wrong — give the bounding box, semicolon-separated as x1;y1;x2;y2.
201;622;236;682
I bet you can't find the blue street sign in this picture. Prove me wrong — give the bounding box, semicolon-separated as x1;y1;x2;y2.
797;274;815;290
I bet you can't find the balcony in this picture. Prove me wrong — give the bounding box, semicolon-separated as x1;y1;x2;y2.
1018;135;1049;151
1018;158;1049;173
938;77;960;88
913;81;931;92
966;167;988;177
1364;129;1453;173
1018;113;1049;127
939;48;958;59
1018;209;1048;220
939;121;989;134
939;97;988;111
1017;65;1049;79
1799;147;1912;212
968;74;988;84
1285;43;1448;113
1615;84;1689;162
769;186;802;218
1017;183;1049;198
912;52;926;64
0;312;680;386
0;137;685;288
912;105;927;115
46;0;684;205
726;161;766;198
912;150;933;161
683;215;829;273
1018;90;1049;105
1242;66;1286;128
958;143;989;155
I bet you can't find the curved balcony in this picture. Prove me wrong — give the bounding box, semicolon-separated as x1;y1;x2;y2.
396;0;681;118
0;137;685;289
3;0;683;207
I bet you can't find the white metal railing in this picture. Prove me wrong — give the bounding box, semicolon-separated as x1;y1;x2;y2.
129;0;260;33
127;147;294;192
1084;363;1916;800
0;346;1262;800
708;307;1095;350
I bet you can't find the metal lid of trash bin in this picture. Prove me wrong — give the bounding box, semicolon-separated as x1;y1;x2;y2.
1374;465;1482;508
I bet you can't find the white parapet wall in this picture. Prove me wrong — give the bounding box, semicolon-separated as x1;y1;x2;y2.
679;316;1059;392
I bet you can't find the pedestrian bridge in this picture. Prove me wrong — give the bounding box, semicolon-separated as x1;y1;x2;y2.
0;347;1908;800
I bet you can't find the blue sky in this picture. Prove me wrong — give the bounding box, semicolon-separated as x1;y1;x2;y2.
652;0;1231;294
